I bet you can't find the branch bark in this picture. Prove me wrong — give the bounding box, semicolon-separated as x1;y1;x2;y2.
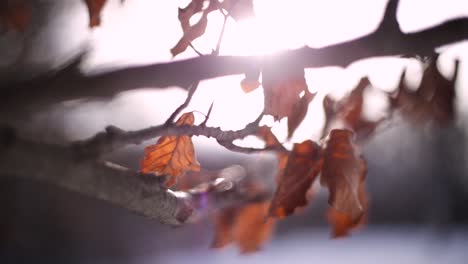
0;129;271;225
2;0;468;111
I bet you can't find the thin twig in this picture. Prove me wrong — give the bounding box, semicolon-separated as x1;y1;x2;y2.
189;43;204;56
213;10;229;55
73;112;266;159
200;101;214;126
165;81;200;125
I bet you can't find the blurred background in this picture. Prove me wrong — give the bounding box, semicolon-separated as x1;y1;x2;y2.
1;0;468;263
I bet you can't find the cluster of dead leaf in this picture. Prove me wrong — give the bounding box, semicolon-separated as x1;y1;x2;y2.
171;0;255;56
140;51;458;252
4;0;459;254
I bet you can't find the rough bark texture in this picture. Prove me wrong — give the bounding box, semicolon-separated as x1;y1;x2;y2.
0;130;270;225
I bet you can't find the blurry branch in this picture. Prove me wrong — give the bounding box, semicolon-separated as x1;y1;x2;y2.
0;128;271;226
2;0;468;111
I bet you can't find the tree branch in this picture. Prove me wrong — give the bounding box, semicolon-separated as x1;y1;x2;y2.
3;0;468;111
0;130;271;226
73;113;263;158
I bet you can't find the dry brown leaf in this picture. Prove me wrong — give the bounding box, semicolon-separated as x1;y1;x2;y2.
178;0;205;33
241;79;261;93
84;0;107;28
287;90;316;139
262;64;310;140
269;140;322;218
0;2;31;32
321;78;383;142
327;180;368;237
321;129;368;236
141;112;200;187
172;0;221;56
171;11;209;57
211;207;236;248
212;202;275;253
256;126;288;170
390;56;458;125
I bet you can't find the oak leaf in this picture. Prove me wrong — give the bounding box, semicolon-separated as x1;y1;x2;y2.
322;78;383;142
177;0;205;33
262;64;312;138
327;180;368;237
269;140;322;218
212;202;275;253
321;129;368;236
171;0;220;56
141;112;200;187
84;0;107;28
390;56;458;125
171;11;209;57
263;66;307;120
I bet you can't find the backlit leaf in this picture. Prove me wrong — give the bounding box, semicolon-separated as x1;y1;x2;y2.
171;0;220;56
263;65;308;121
327;180;368;238
390;56;458;125
322;78;383;142
287;90;316;139
321;129;368;236
178;0;205;33
141;112;200;187
171;11;209;56
212;202;275;253
84;0;107;28
269;140;322;218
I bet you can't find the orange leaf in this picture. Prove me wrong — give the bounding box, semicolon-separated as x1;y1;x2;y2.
84;0;107;28
241;65;261;93
212;202;275;253
141;112;200;187
269;140;322;218
321;129;368;236
0;3;31;32
327;181;368;237
241;79;260;93
211;207;236;248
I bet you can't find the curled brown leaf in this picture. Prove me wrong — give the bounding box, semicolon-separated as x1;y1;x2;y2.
140;112;200;187
269;140;322;218
321;129;368;236
212;202;275;253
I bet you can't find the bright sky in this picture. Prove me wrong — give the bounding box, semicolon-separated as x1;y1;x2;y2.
54;0;468;147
